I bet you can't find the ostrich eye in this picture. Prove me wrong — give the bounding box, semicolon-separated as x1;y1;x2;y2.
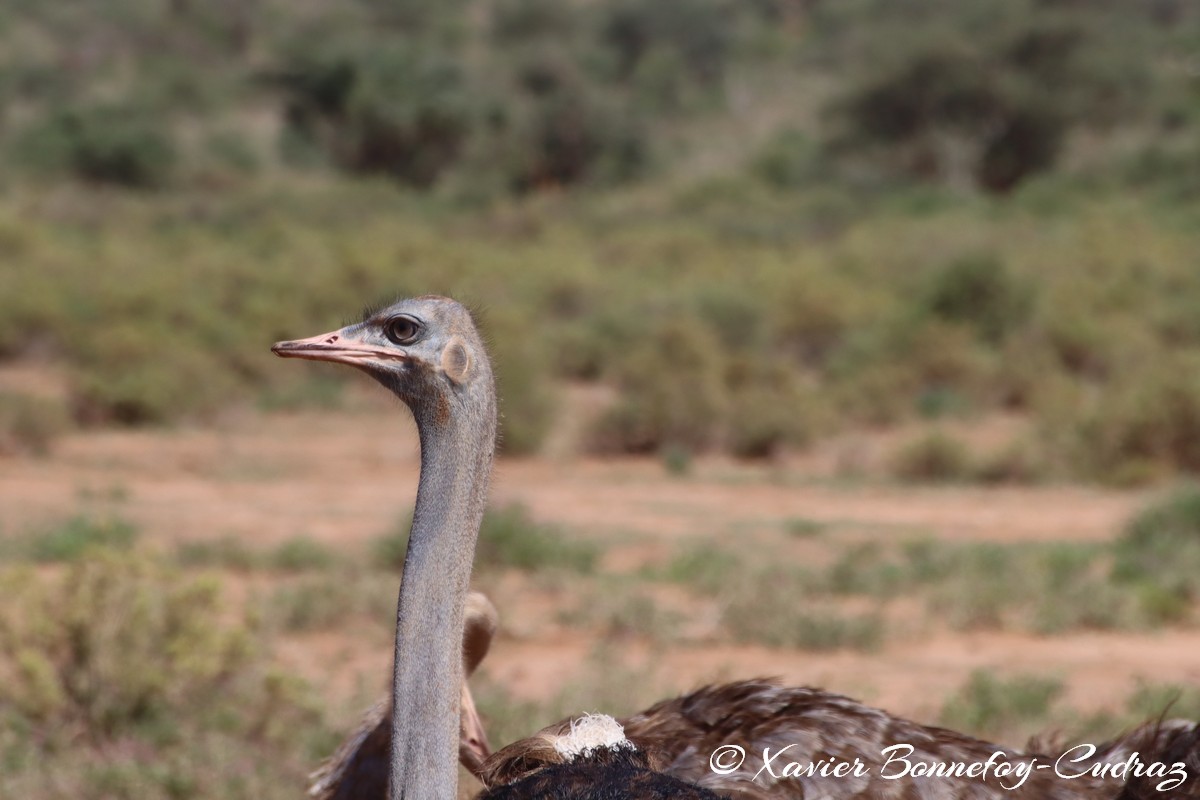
384;316;421;345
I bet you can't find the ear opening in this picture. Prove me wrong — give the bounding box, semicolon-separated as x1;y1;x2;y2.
442;336;472;384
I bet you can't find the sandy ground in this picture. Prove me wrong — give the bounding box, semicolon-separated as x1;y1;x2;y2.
2;390;1197;732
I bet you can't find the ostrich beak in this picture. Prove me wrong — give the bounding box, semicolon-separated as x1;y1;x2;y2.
459;683;491;775
272;329;408;366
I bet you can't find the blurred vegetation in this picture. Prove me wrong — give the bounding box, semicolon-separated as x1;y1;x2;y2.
655;486;1200;646
939;670;1065;743
475;502;598;574
0;549;332;800
0;484;1195;797
0;0;1199;480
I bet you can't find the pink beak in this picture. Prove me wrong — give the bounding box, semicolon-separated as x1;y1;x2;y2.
271;329;408;367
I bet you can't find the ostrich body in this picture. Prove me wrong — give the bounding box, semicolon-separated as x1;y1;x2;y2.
274;297;719;800
318;671;1157;800
277;297;1193;800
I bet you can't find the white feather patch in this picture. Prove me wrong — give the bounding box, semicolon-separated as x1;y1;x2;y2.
552;714;636;761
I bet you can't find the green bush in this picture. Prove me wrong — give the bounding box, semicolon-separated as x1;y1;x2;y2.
268;536;339;572
751;128;826;190
480;59;651;193
824;4;1150;192
0;551;250;735
589;316;728;454
599;0;734;90
274;40;472;186
0;551;330;800
1068;355;1200;483
725;359;817;458
890;431;974;483
17;104;177;189
919;253;1032;344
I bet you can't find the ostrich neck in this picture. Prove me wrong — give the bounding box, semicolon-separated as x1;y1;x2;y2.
391;397;495;800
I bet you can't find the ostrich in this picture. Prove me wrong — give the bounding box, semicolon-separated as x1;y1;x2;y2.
274;295;721;800
275;296;1187;800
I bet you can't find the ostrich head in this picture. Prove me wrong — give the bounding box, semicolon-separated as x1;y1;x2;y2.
271;295;494;429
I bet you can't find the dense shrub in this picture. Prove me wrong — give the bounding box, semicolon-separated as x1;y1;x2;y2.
598;0;734;90
825;3;1154;192
497;70;649;192
274;40;472;186
590;316;728;454
16;104;177;188
0;551;328;799
1069;355;1200;483
725;358;816;458
919;254;1032;344
890;431;974;483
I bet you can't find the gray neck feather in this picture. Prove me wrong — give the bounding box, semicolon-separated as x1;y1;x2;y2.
389;382;496;800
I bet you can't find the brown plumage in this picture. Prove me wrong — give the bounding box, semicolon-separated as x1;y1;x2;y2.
478;746;722;800
1100;719;1200;799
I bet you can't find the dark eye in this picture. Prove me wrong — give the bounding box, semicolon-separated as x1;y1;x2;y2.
384;316;421;345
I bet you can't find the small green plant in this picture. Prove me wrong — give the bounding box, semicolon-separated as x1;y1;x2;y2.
1;515;139;563
725;601;883;652
939;670;1064;741
265;572;395;633
475;503;597;573
175;536;263;571
826;543;906;598
785;518;826;538
566;588;681;643
1114;484;1200;603
268;536;338;572
661;540;741;594
1124;681;1200;722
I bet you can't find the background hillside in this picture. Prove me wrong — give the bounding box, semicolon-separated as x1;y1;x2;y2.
3;2;1200;799
1;0;1199;481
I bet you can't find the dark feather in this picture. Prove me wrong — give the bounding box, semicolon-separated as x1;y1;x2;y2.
477;747;724;800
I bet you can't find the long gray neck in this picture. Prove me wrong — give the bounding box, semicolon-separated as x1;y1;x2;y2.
390;388;495;800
